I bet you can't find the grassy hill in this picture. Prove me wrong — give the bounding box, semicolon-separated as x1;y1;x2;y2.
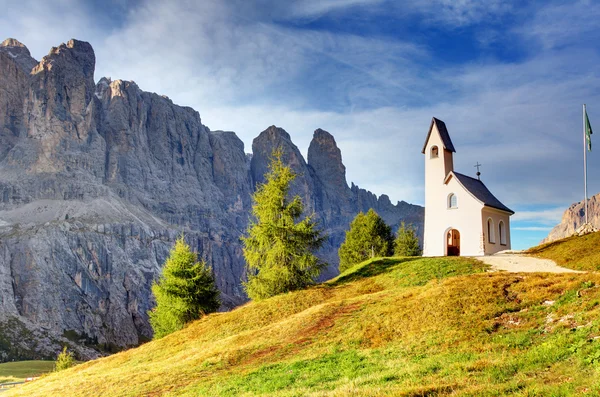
527;230;600;271
6;256;600;396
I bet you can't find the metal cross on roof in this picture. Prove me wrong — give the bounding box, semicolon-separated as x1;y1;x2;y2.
474;162;482;180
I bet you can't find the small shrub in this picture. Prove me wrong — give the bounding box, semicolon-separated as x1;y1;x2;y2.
55;347;75;371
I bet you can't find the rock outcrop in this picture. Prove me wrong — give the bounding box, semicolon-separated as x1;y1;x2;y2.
0;38;423;360
543;193;600;243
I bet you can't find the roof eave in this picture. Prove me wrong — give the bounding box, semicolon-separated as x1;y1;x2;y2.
483;204;515;215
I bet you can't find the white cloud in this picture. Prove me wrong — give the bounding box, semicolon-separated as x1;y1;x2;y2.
515;1;600;50
511;207;565;225
404;0;513;27
512;226;554;231
287;0;384;19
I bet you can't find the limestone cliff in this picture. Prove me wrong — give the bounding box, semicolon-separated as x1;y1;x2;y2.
0;38;423;360
543;193;600;243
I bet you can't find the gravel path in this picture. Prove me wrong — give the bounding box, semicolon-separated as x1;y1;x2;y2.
478;253;584;273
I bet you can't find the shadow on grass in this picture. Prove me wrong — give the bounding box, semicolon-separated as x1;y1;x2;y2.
328;257;420;287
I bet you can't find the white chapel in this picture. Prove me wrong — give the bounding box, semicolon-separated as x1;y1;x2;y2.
422;117;514;256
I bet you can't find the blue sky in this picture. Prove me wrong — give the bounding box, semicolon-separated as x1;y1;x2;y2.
2;0;600;249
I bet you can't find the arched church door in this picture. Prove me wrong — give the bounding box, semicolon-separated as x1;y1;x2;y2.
446;229;460;256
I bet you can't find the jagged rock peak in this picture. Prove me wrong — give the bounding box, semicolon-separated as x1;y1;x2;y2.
0;38;37;72
313;128;334;140
50;39;94;54
1;38;27;48
259;125;292;141
309;128;341;157
308;128;347;190
251;125;307;187
40;39;95;77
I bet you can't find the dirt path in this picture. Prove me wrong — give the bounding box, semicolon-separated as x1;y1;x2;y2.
478;253;584;273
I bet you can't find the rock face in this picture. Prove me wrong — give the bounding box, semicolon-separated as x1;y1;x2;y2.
543;193;600;243
0;39;423;360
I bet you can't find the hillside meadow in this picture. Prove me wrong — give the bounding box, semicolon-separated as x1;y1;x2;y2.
6;255;600;396
528;231;600;271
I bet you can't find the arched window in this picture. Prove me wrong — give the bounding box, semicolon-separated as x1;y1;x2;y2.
430;146;439;158
499;221;506;245
487;218;496;244
448;193;457;209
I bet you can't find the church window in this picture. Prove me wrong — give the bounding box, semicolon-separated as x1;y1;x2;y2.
448;193;457;209
487;218;496;244
430;146;439;158
499;221;506;245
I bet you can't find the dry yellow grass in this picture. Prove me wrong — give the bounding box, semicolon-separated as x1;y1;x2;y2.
527;230;600;271
7;256;600;396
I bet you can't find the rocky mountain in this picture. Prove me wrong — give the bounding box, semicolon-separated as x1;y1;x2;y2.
543;192;600;243
0;38;423;361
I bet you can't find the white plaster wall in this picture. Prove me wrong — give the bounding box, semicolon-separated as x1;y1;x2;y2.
426;176;485;256
481;208;512;254
423;126;485;256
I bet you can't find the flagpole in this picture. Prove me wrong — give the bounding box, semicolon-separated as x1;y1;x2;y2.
584;104;588;225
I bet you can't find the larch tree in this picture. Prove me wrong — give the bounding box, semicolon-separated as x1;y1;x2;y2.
242;149;326;301
149;237;220;339
338;209;394;273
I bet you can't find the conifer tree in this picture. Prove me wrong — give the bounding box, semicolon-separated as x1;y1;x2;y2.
338;209;394;272
149;237;220;339
394;222;422;257
242;149;326;301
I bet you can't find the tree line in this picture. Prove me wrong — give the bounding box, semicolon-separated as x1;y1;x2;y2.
148;150;421;338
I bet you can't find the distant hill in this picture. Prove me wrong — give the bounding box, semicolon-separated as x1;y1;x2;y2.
543;192;600;243
9;256;600;396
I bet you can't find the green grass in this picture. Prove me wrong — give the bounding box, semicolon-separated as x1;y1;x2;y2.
0;361;54;384
7;256;600;396
527;230;600;271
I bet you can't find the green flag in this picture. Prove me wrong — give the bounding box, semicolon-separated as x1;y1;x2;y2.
585;109;593;151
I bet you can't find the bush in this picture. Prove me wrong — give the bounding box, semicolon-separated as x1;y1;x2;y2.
242;149;326;301
149;237;220;339
394;222;422;257
338;209;394;273
55;347;75;371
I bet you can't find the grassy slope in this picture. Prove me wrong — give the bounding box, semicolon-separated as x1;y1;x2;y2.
0;361;54;384
7;256;600;396
527;231;600;271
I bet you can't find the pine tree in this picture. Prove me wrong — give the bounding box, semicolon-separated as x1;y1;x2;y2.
394;222;422;257
149;237;220;339
338;209;394;273
242;149;326;301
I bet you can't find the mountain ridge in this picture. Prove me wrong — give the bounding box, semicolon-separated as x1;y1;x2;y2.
0;38;423;360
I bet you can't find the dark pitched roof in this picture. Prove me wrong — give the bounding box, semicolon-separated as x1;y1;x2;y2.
421;117;456;154
452;172;514;214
